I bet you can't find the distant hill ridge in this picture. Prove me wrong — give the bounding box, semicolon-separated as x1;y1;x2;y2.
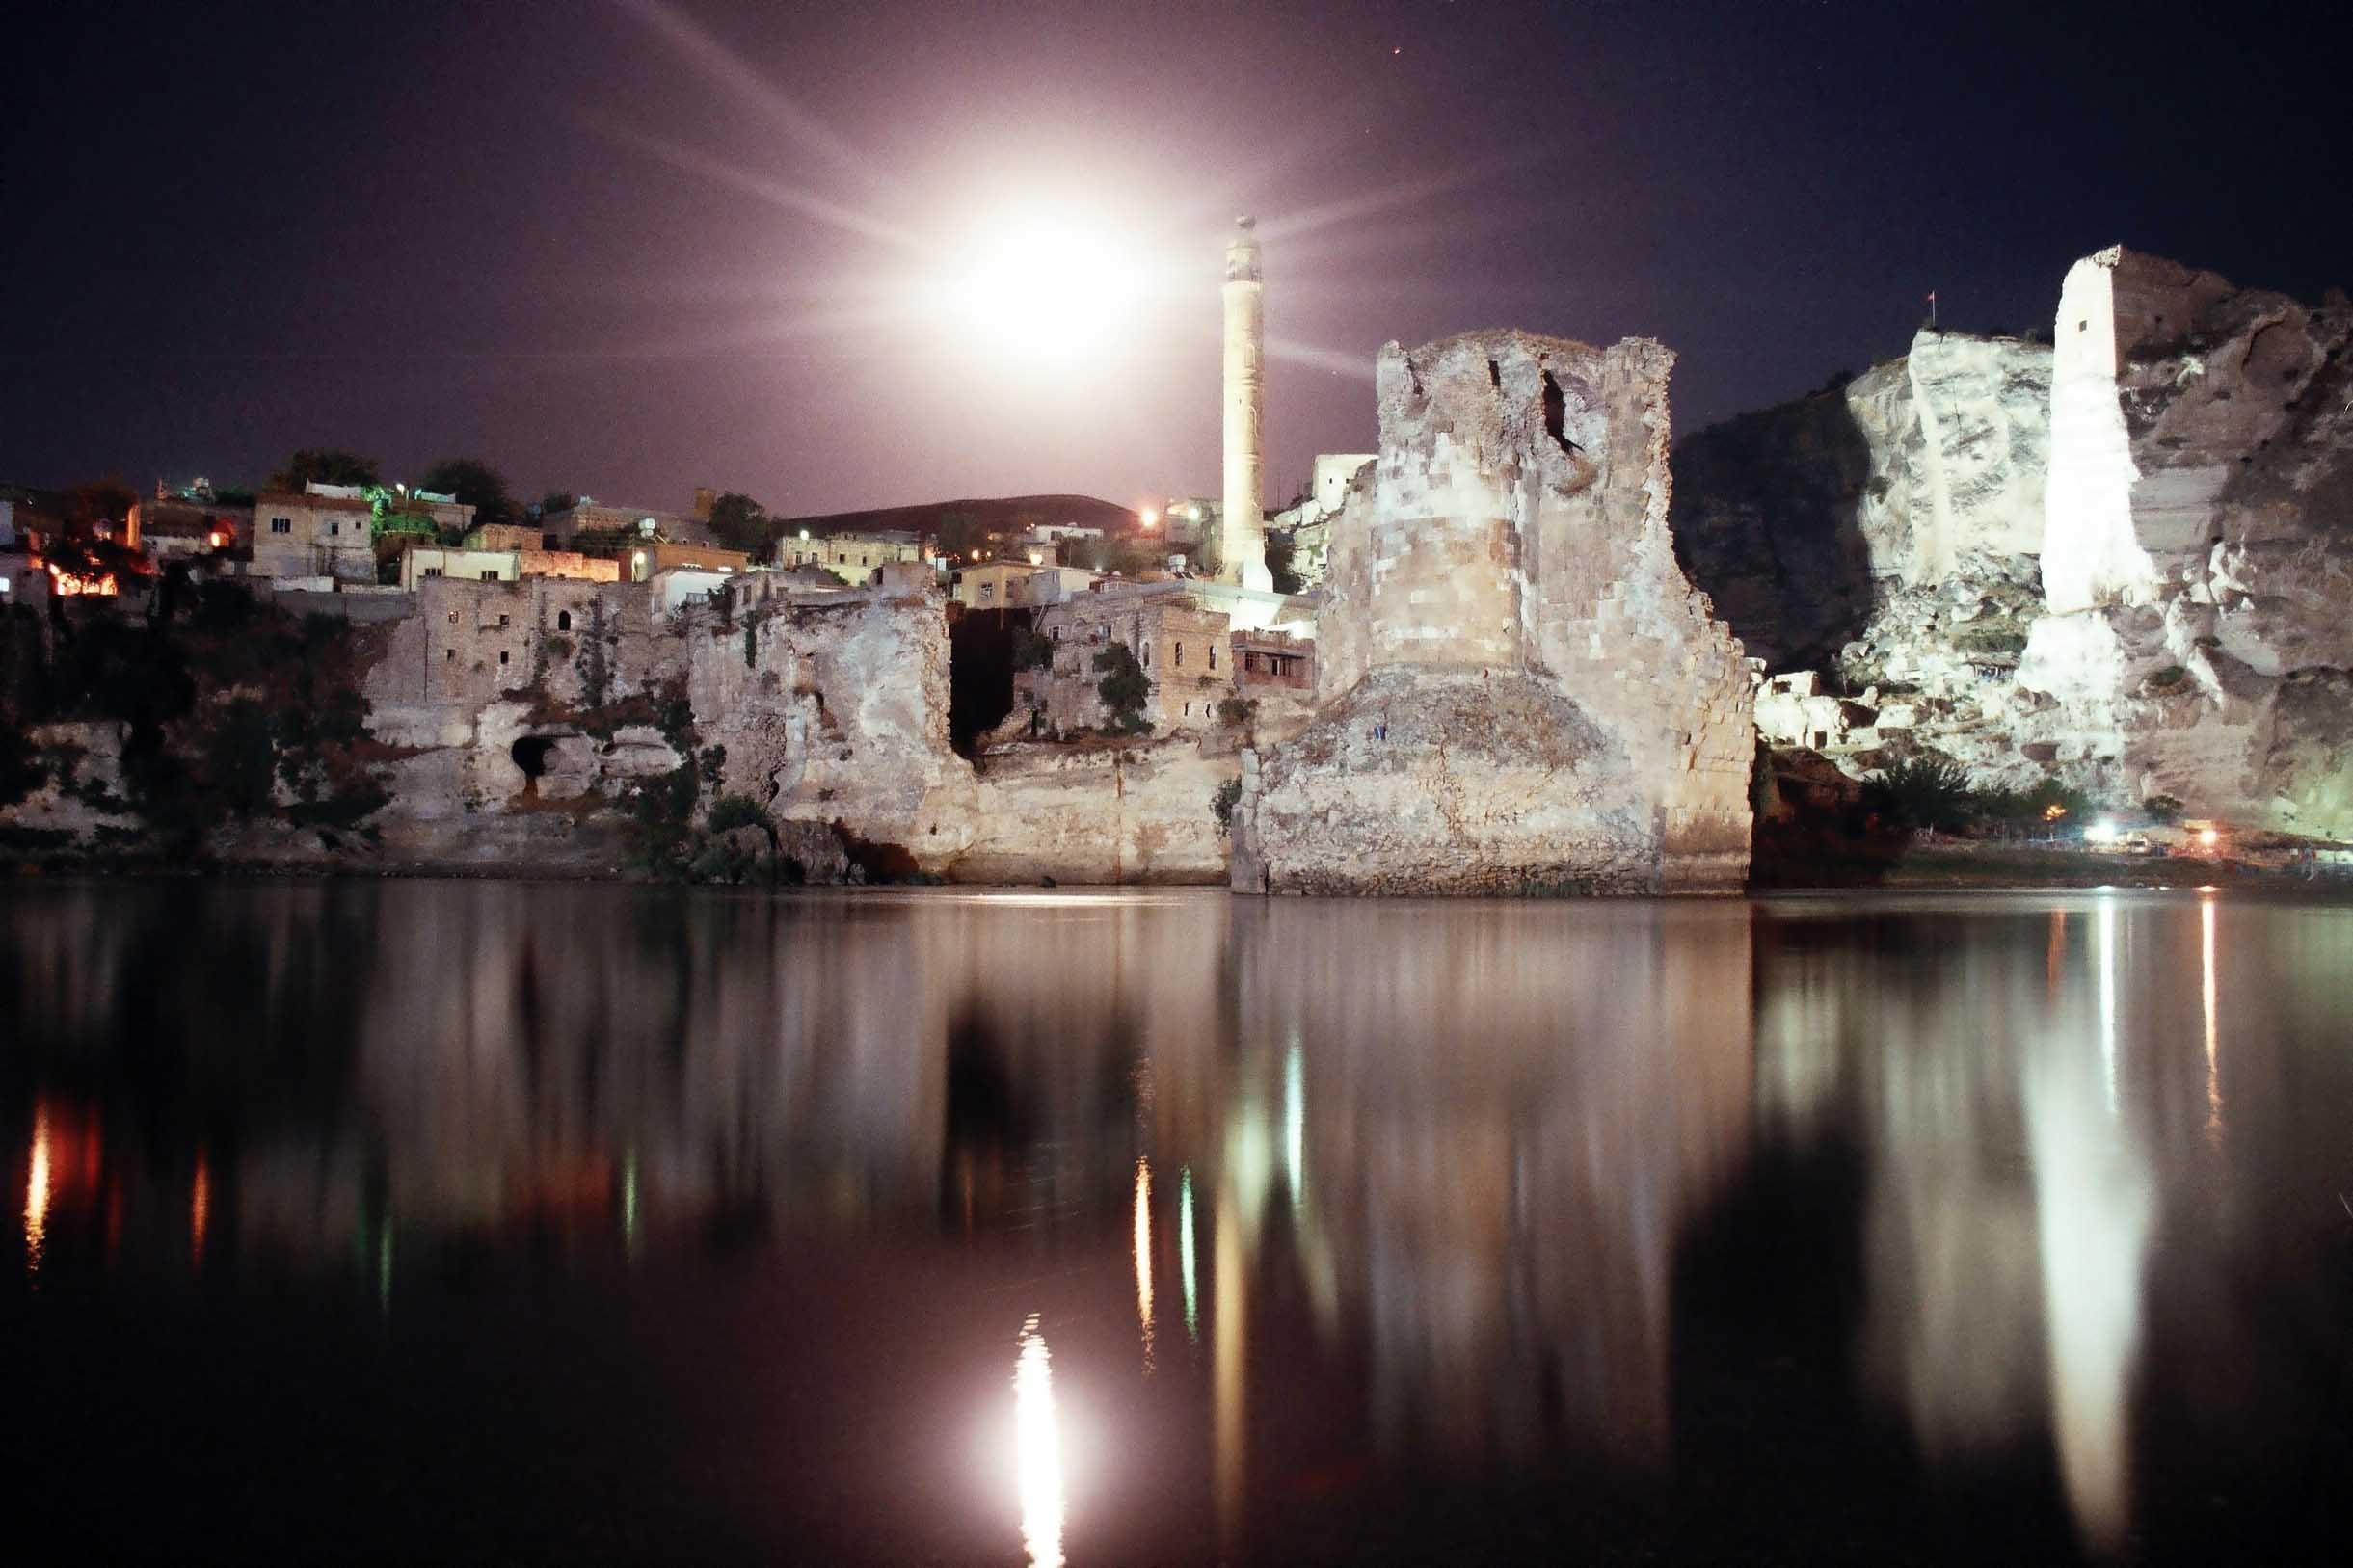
779;493;1140;538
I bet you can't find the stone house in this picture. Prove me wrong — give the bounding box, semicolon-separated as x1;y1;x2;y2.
620;541;751;582
776;529;926;584
949;561;1048;610
400;545;520;590
253;490;377;582
1019;583;1240;733
399;575;615;706
399;543;620;591
950;562;1102;609
1232;628;1315;698
464;522;541;551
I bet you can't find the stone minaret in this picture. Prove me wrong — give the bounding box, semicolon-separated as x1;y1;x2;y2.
1221;217;1272;591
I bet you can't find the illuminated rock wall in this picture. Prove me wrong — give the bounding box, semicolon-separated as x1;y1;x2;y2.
1671;330;2051;670
949;735;1234;885
692;577;976;870
348;578;976;873
1675;246;2353;837
1234;330;1756;894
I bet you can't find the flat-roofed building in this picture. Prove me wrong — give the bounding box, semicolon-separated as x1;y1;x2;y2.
777;529;927;584
399;544;622;590
618;541;750;582
253;490;377;583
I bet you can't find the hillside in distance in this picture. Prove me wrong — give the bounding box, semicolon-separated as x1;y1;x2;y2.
779;493;1142;539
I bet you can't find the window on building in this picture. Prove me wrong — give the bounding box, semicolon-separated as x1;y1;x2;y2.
498;651;510;665
557;610;572;631
1208;645;1217;671
444;649;455;661
497;614;510;626
1142;643;1151;667
328;521;339;537
423;567;442;578
447;610;458;625
270;518;291;534
1175;642;1184;667
481;571;499;582
1050;626;1059;640
979;583;993;601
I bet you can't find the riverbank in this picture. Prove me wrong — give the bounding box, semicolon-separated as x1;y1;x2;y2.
9;844;2353;898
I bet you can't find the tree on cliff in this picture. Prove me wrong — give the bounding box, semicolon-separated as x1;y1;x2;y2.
934;511;984;561
269;448;379;491
1265;534;1300;594
705;492;774;557
418;458;518;530
1092;643;1151;734
68;480;140;536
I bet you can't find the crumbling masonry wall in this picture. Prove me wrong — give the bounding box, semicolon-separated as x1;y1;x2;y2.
1234;330;1754;893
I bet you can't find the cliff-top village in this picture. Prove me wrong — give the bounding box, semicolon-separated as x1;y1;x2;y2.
5;235;2351;891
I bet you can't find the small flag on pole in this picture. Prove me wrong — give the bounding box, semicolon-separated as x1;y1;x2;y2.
1926;290;1938;327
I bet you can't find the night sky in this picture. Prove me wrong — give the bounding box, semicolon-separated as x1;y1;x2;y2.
6;0;2346;517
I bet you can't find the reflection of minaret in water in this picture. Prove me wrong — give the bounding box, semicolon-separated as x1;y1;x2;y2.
1221;217;1272;592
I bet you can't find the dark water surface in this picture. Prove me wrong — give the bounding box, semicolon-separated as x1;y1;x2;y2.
4;883;2350;1563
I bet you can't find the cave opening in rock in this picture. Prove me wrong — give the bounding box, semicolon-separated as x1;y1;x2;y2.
510;735;558;797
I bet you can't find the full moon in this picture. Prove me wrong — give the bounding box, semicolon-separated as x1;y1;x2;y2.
948;215;1149;363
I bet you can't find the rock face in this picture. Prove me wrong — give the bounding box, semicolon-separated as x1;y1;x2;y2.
690;579;976;870
1671;330;2051;669
1232;330;1756;893
1675;247;2353;838
379;578;978;876
951;735;1234;885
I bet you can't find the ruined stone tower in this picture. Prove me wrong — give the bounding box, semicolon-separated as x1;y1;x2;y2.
1221;217;1272;592
1229;330;1756;894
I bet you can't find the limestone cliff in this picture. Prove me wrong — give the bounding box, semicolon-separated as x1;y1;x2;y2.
950;736;1234;885
2;576;978;878
1671;330;2050;670
1233;330;1755;893
358;574;976;875
1675;248;2353;838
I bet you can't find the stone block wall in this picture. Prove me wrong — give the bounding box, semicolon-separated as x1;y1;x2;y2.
951;737;1233;885
1237;330;1755;894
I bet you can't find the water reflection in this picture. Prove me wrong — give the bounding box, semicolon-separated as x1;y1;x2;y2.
24;1099;51;1277
1755;891;2353;1555
2032;902;2152;1549
3;884;2350;1561
1013;1315;1065;1568
2202;894;2223;1146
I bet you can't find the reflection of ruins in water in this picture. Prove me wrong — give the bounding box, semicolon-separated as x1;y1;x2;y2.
12;882;2353;1557
1753;891;2353;1552
1201;902;1756;1467
5;887;1757;1468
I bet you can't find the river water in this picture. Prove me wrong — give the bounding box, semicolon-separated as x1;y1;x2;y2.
3;883;2348;1563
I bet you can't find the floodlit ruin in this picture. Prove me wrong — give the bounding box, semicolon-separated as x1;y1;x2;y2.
1230;330;1756;894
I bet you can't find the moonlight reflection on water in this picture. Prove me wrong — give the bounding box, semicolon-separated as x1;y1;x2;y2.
3;883;2350;1563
